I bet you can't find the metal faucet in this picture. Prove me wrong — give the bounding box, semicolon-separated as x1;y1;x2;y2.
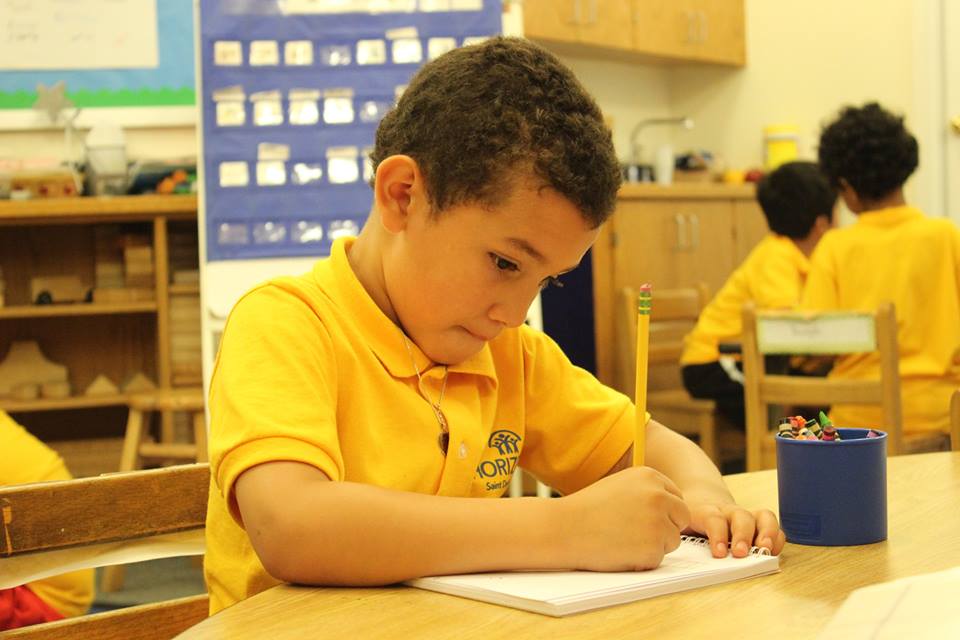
629;116;695;164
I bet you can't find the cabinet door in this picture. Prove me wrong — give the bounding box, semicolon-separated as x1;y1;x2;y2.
632;0;697;61
612;199;735;296
577;0;634;51
733;199;768;264
522;0;581;44
692;0;746;65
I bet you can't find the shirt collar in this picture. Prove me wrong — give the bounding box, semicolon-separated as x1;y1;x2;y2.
855;205;924;227
771;233;811;276
316;237;497;382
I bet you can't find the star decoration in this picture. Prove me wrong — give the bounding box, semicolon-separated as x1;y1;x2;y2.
33;81;74;123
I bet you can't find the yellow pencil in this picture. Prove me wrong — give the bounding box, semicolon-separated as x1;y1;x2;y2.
633;284;652;466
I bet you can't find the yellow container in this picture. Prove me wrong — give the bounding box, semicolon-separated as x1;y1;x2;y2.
763;124;799;171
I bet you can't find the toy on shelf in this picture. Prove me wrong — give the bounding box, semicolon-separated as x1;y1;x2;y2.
84;374;120;397
121;372;156;393
0;341;69;399
30;275;91;305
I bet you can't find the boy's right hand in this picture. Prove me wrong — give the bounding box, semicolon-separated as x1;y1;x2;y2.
558;466;690;572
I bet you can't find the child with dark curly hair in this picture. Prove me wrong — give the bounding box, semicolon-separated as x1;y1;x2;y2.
803;101;960;437
203;37;784;614
681;161;837;428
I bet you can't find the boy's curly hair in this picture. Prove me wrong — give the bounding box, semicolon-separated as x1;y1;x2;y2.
370;37;621;227
756;161;836;239
818;102;918;201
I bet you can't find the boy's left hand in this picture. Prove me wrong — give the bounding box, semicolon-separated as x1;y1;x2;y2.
684;501;786;558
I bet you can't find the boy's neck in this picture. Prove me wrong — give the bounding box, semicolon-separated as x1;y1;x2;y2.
857;188;906;213
345;220;400;326
792;234;819;258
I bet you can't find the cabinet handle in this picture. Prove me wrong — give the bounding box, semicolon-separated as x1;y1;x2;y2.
698;11;708;43
674;213;688;250
587;0;597;25
569;0;581;25
687;213;700;250
684;10;696;44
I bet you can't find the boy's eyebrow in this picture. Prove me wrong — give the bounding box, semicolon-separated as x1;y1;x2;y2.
506;238;579;274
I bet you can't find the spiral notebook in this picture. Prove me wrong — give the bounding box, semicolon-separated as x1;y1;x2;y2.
407;536;779;617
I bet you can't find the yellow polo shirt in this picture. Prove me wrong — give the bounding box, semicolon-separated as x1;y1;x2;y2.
681;234;810;365
1;411;94;618
204;237;635;613
802;205;960;433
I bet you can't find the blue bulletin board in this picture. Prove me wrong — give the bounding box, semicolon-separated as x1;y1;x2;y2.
198;0;502;262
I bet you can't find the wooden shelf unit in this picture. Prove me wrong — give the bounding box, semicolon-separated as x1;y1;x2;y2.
0;302;157;319
0;195;201;473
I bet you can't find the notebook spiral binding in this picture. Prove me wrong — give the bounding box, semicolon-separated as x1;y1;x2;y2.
680;534;772;557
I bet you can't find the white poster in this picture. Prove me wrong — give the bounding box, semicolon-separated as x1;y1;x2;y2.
0;0;159;70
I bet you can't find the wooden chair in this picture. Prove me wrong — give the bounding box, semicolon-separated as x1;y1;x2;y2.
741;302;949;471
951;389;960;452
119;388;208;473
617;285;741;465
101;389;207;593
0;464;209;639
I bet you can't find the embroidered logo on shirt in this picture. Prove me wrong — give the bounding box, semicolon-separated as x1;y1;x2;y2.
475;429;521;492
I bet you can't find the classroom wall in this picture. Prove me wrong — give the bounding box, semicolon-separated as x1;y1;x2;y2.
1;0;942;218
667;0;941;216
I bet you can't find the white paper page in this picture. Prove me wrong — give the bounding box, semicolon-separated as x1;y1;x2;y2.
0;529;204;589
818;566;960;640
408;538;778;610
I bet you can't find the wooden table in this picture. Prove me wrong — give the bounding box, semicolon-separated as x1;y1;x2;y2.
178;452;960;639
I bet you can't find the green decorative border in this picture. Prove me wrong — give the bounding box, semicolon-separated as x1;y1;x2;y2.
0;87;195;109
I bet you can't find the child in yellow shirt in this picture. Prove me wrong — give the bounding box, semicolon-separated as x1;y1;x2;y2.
204;37;785;614
681;161;836;428
0;411;94;630
802;102;960;434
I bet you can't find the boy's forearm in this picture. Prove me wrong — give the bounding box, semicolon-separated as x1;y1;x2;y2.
644;420;734;505
253;476;570;586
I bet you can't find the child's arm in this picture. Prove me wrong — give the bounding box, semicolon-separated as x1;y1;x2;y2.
606;420;785;558
234;458;691;586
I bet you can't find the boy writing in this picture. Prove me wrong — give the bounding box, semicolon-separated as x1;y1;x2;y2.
803;102;960;435
681;161;836;428
204;37;785;614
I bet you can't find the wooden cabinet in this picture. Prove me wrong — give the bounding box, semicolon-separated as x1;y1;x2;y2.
523;1;633;51
592;184;765;386
524;0;746;67
0;195;200;475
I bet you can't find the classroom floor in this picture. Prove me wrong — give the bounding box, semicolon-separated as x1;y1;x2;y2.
91;557;206;613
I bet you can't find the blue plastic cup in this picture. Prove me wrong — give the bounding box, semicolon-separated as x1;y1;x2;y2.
776;428;887;546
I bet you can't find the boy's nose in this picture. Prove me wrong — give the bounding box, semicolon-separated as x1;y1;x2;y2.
488;294;537;329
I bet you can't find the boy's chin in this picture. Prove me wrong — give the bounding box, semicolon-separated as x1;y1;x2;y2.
425;339;485;366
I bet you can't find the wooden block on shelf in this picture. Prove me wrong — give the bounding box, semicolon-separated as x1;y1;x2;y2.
41;380;72;399
119;233;151;248
11;382;40;400
124;246;154;264
0;340;68;396
84;374;119;396
29;275;87;304
121;372;156;393
172;270;200;285
124;273;154;288
92;287;155;303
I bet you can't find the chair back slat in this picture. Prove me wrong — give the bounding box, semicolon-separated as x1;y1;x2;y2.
742;302;908;470
756;312;876;354
1;464;208;557
1;594;209;640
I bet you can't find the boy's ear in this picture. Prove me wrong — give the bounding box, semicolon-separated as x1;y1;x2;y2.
838;178;862;213
373;155;429;233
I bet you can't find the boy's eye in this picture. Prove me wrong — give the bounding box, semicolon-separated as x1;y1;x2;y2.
539;275;564;291
491;254;519;272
